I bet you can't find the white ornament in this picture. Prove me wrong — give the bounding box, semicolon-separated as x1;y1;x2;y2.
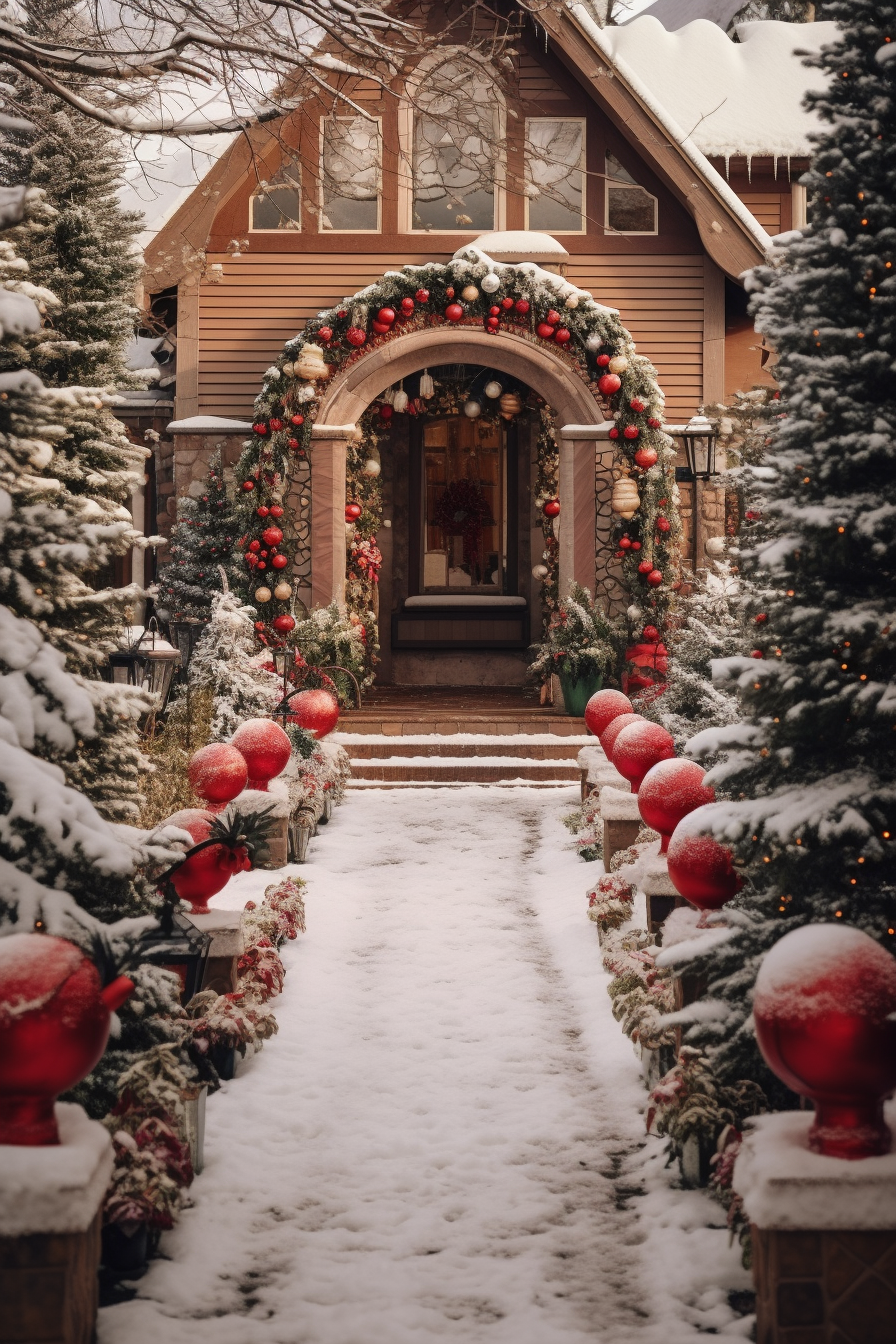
481;273;500;294
392;385;409;413
381;385;395;405
585;333;602;352
363;457;381;478
294;343;329;380
564;295;579;309
627;605;642;622
281;361;295;378
461;284;479;302
532;563;549;580
419;370;434;398
484;380;502;399
608;355;629;375
463;399;482;419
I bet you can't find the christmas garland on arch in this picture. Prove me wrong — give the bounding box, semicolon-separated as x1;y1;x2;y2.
236;245;682;649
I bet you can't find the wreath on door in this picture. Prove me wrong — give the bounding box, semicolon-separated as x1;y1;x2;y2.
432;478;494;567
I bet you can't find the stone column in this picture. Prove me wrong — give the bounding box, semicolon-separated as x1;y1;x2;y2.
309;424;356;609
558;424;624;613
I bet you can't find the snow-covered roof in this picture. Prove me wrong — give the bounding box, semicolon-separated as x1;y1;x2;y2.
469;231;570;261
597;17;837;162
120;132;235;245
627;0;743;32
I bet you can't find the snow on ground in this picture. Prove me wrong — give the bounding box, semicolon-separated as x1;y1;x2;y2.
99;787;750;1344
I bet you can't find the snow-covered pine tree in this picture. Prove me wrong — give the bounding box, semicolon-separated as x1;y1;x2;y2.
188;590;279;741
681;0;896;1097
159;451;242;621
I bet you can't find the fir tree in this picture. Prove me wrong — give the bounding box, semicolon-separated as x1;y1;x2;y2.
159;451;242;621
681;0;896;1097
188;590;279;741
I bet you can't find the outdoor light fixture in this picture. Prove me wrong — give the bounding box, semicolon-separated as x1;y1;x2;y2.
272;647;292;716
168;618;206;679
674;414;718;481
139;908;211;1003
138;617;181;725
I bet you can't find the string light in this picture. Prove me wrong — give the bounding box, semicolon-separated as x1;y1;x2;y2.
838;526;845;533
835;910;843;917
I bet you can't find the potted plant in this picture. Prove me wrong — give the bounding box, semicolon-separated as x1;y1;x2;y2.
187;988;278;1080
528;583;623;716
101;1114;191;1283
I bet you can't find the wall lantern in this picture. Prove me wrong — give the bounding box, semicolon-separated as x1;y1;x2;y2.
138;617;181;725
671;414;718;481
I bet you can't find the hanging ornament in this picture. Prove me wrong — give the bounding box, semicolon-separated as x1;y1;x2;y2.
445;287;455;299
536;321;556;340
464;399;482;419
377;307;396;326
362;455;382;478
630;397;646;413
543;499;561;518
272;614;296;633
554;328;571;345
532;563;549;580
345;502;363;521
583;689;634;739
461;284;479;302
294;344;329;380
481;272;501;294
646;569;663;587
274;581;293;600
484;380;502;399
415;288;430;303
271;554;288;570
400;297;415;315
242;479;256;491
596;354;611;367
269;504;284;519
255;586;272;603
501;297;514;310
656;515;671;533
419;369;434;398
598;373;622;396
445;303;464;322
608;355;629;374
611;477;640;519
318;326;333;343
290;413;304;426
623;425;640;440
252;421;269;436
499;392;522;419
262;526;283;547
634;446;658;469
392;384;409;413
642;624;660;641
514;299;530;314
346;327;366;347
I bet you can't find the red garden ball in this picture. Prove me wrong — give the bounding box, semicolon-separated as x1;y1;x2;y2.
637;758;715;852
0;934;134;1145
231;719;292;791
599;712;644;757
287;688;340;739
753;924;896;1159
584;689;633;739
611;720;676;791
598;373;622;396
666;807;742;910
187;743;248;811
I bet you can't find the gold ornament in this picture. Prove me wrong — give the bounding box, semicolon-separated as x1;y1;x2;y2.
293;343;329;380
611;476;640;520
608;355;629;375
255;586;272;603
274;581;293;600
564;295;579;310
499;392;522;419
461;284;479;302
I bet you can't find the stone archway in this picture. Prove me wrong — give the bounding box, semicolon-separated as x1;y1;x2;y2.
309;326;611;609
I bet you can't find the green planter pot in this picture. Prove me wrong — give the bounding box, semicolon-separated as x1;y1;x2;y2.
558;669;603;717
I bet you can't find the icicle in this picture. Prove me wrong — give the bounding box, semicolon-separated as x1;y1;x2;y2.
747;155;752;184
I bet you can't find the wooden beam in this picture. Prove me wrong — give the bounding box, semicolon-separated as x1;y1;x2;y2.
702;256;725;406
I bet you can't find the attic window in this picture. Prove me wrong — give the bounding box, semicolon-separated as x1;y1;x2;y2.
525;119;585;233
250;163;301;231
606;152;657;234
411;59;499;231
320;117;381;231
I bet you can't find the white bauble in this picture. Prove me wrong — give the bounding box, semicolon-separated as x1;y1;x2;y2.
392;388;409;413
363;457;382;477
463;399;482;419
532;563;549;580
484;380;502;399
608;355;629;374
255;586;272;604
461;284;479;302
564;295;579;309
481;272;500;294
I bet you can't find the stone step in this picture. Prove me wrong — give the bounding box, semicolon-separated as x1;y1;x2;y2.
337;736;587;760
348;757;580;784
340;715;586;737
346;779;576;790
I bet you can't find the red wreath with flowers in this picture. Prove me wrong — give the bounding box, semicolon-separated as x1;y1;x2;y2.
432;478;494;565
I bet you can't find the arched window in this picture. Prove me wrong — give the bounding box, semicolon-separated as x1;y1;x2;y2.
605;152;657;235
250;161;301;231
407;56;503;232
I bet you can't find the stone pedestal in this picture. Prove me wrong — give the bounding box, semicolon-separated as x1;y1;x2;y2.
641;856;687;935
734;1110;896;1344
0;1104;113;1344
188;909;245;995
599;786;642;866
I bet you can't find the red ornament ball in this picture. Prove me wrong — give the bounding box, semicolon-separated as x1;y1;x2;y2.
630;540;642;551
445;303;464;323
611;720;676;791
262;526;283;547
400;297;415;314
0;935;134;1146
596;353;611;367
656;516;671;533
188;743;248;811
543;499;561;518
630;397;646;412
646;569;663;587
318;326;333;342
256;506;270;518
415;288;429;303
554;327;571;345
269;505;284;518
546;309;561;325
599;711;645;757
751;650;764;659
486;316;500;331
346;327;366;347
583;688;634;739
642;624;659;641
271;554;288;570
634;446;658;469
489;306;500;316
598;373;622;396
242;479;255;491
536;322;556;340
287;688;340;739
753;924;896;1159
254;621;266;632
345;502;363;521
501;296;514;310
637;559;653;575
623;425;640;440
666;808;742;910
379;404;393;420
165;808;249;913
619;536;632;550
756;612;768;624
608;426;620;440
515;299;530;314
249;539;261;552
648;416;662;429
377;307;396;325
290;413;304;426
231;719;291;791
272;613;295;632
372;320;391;336
637;758;715;852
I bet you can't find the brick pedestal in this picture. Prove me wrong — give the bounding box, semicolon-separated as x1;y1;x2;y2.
599;786;641;866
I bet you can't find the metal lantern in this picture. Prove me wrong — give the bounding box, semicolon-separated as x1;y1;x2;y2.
138;909;212;1004
168;619;206;678
138;618;181;727
288;803;317;863
674;414;718;481
272;647;292;717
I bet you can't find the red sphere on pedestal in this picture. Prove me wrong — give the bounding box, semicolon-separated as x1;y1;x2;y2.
611;720;676;791
584;689;634;739
164;808;249;912
598;711;645;757
287;688;340;739
0;935;134;1145
231;719;291;791
666;807;742;910
187;743;248;812
753;924;896;1159
637;758;715;852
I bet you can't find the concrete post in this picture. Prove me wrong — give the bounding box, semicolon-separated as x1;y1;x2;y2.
309;424;356;608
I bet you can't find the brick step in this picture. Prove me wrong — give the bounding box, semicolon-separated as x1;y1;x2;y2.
340;716;586;737
348;758;580;784
347;779;575;790
338;737;586;760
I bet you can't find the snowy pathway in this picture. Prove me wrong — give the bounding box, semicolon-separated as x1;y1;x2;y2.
101;788;750;1344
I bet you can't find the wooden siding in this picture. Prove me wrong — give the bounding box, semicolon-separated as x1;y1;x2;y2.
198;252;705;421
735;192;783;234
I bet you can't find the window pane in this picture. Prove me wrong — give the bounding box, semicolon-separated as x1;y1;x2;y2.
412;61;497;231
607;185;657;233
252;185;300;230
423;417;503;590
606;151;639;186
526;119;584;232
321;118;380;231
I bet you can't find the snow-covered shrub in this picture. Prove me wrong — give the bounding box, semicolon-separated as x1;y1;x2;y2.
587;872;635;932
528;581;624;687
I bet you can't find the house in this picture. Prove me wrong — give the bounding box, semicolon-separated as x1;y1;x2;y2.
123;11;834;686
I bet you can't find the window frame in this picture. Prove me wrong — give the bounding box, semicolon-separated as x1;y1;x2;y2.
318;115;383;234
604;152;658;236
248;166;303;233
523;117;587;236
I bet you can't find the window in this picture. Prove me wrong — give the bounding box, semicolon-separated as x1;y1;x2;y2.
605;152;657;234
250;161;301;231
525;119;585;233
320;117;380;231
411;59;500;231
423;417;505;591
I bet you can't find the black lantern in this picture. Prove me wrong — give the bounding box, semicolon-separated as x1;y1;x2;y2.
675;414;718;481
168;619;206;680
272;647;291;710
138;617;181;724
138;909;211;1003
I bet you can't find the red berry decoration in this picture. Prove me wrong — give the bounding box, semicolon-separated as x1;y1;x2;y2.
656;516;671;533
165;808;251;913
486;317;499;332
445;303;464;322
619;536;632;550
546;309;561;325
597;353;611;367
630;398;645;413
599;711;644;756
753;924;896;1159
634;446;658;469
242;479;255;491
252;421;268;435
756;612;768;623
543;499;561;518
642;624;659;641
379;404;393;420
554;327;571;345
346;327;366;347
611;720;676;792
623;425;640;441
254;621;265;632
583;688;633;738
262;526;283;547
269;418;283;432
272;613;295;633
318;326;333;342
637;758;715;853
751;650;764;659
445;287;455;299
272;554;288;569
667;807;742;910
287;688;340;740
290;413;304;426
646;569;663;587
345;502;363;521
249;540;261;553
0;935;134;1146
257;561;267;571
630;541;642;551
188;743;248;811
515;298;530;314
648;416;662;429
501;296;514;310
372;320;391;335
377;307;396;325
637;559;653;575
415;288;429;303
257;506;269;518
598;373;622;395
231;718;292;791
288;438;300;450
536;322;556;340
